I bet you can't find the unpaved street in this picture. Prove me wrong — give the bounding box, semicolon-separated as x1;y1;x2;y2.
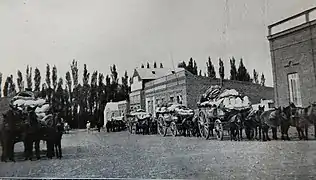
1;130;316;179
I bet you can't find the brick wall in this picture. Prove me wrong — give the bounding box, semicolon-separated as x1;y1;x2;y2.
186;72;274;109
269;20;316;107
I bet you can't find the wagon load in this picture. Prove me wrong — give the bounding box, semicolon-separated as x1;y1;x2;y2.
9;91;53;126
129;111;151;120
199;86;251;111
156;104;194;116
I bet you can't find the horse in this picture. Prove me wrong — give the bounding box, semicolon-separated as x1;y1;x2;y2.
259;106;287;141
228;111;243;141
243;106;265;140
307;103;316;138
282;103;316;140
1;108;28;162
23;107;42;161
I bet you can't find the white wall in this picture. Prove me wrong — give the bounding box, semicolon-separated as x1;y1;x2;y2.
131;76;142;92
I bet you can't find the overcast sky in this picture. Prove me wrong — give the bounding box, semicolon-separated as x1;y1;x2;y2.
1;0;316;88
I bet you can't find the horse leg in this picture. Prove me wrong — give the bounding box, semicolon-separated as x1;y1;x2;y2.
259;125;262;141
35;140;40;160
58;141;62;159
239;127;243;141
54;143;59;158
238;127;241;141
1;139;5;162
304;125;308;140
266;127;271;141
281;125;285;140
29;141;34;161
272;127;277;140
297;127;302;140
314;121;316;138
230;126;233;141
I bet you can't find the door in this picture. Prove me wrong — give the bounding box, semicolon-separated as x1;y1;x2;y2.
287;73;302;107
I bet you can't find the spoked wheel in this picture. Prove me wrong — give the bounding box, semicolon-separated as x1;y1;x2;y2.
170;122;178;137
128;122;132;133
198;111;211;140
215;119;224;141
157;117;167;136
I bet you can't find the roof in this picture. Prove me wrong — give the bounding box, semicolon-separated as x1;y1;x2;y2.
104;102;119;111
134;67;184;80
104;100;127;111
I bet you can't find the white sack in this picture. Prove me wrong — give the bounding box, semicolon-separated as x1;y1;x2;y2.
35;104;50;113
13;99;26;106
218;89;239;99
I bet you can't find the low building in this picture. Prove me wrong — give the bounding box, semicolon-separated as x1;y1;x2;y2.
144;69;274;115
252;99;275;111
103;100;127;127
268;7;316;107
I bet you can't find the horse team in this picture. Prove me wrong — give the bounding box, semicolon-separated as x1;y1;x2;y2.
119;102;316;142
0;106;64;162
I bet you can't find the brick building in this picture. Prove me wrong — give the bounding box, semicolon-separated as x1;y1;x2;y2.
129;67;182;111
268;7;316;107
144;69;274;115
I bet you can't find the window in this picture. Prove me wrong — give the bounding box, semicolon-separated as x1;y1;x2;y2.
268;103;275;109
177;95;183;104
288;73;302;107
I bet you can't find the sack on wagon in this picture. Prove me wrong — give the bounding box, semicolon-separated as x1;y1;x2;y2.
35;104;50;114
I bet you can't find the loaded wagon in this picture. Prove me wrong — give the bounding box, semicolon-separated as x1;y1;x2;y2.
107;116;126;132
126;109;154;135
156;104;196;137
197;85;252;141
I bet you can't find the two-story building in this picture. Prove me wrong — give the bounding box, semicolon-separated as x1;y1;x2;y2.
129;67;178;111
268;7;316;107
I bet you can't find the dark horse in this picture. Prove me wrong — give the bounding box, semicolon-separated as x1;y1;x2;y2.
282;103;316;140
243;106;265;140
228;111;243;141
24;111;64;160
43;113;64;159
259;106;287;141
23;107;42;160
0;108;28;162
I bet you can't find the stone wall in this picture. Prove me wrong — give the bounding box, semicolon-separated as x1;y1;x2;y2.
186;72;274;109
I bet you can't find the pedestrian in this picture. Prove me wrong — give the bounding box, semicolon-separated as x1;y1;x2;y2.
86;121;91;133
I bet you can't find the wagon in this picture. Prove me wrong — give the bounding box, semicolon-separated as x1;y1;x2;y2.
105;115;126;132
156;104;195;137
197;104;250;141
126;109;152;135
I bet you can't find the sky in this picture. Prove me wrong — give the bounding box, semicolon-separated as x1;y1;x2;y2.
1;0;316;89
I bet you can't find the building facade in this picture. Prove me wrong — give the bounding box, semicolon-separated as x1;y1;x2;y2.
129;67;182;111
144;69;274;115
268;7;316;107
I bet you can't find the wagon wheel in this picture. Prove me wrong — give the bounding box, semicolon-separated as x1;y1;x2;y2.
198;111;211;140
133;122;138;134
157;117;167;136
170;122;178;137
128;122;133;133
214;119;224;141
